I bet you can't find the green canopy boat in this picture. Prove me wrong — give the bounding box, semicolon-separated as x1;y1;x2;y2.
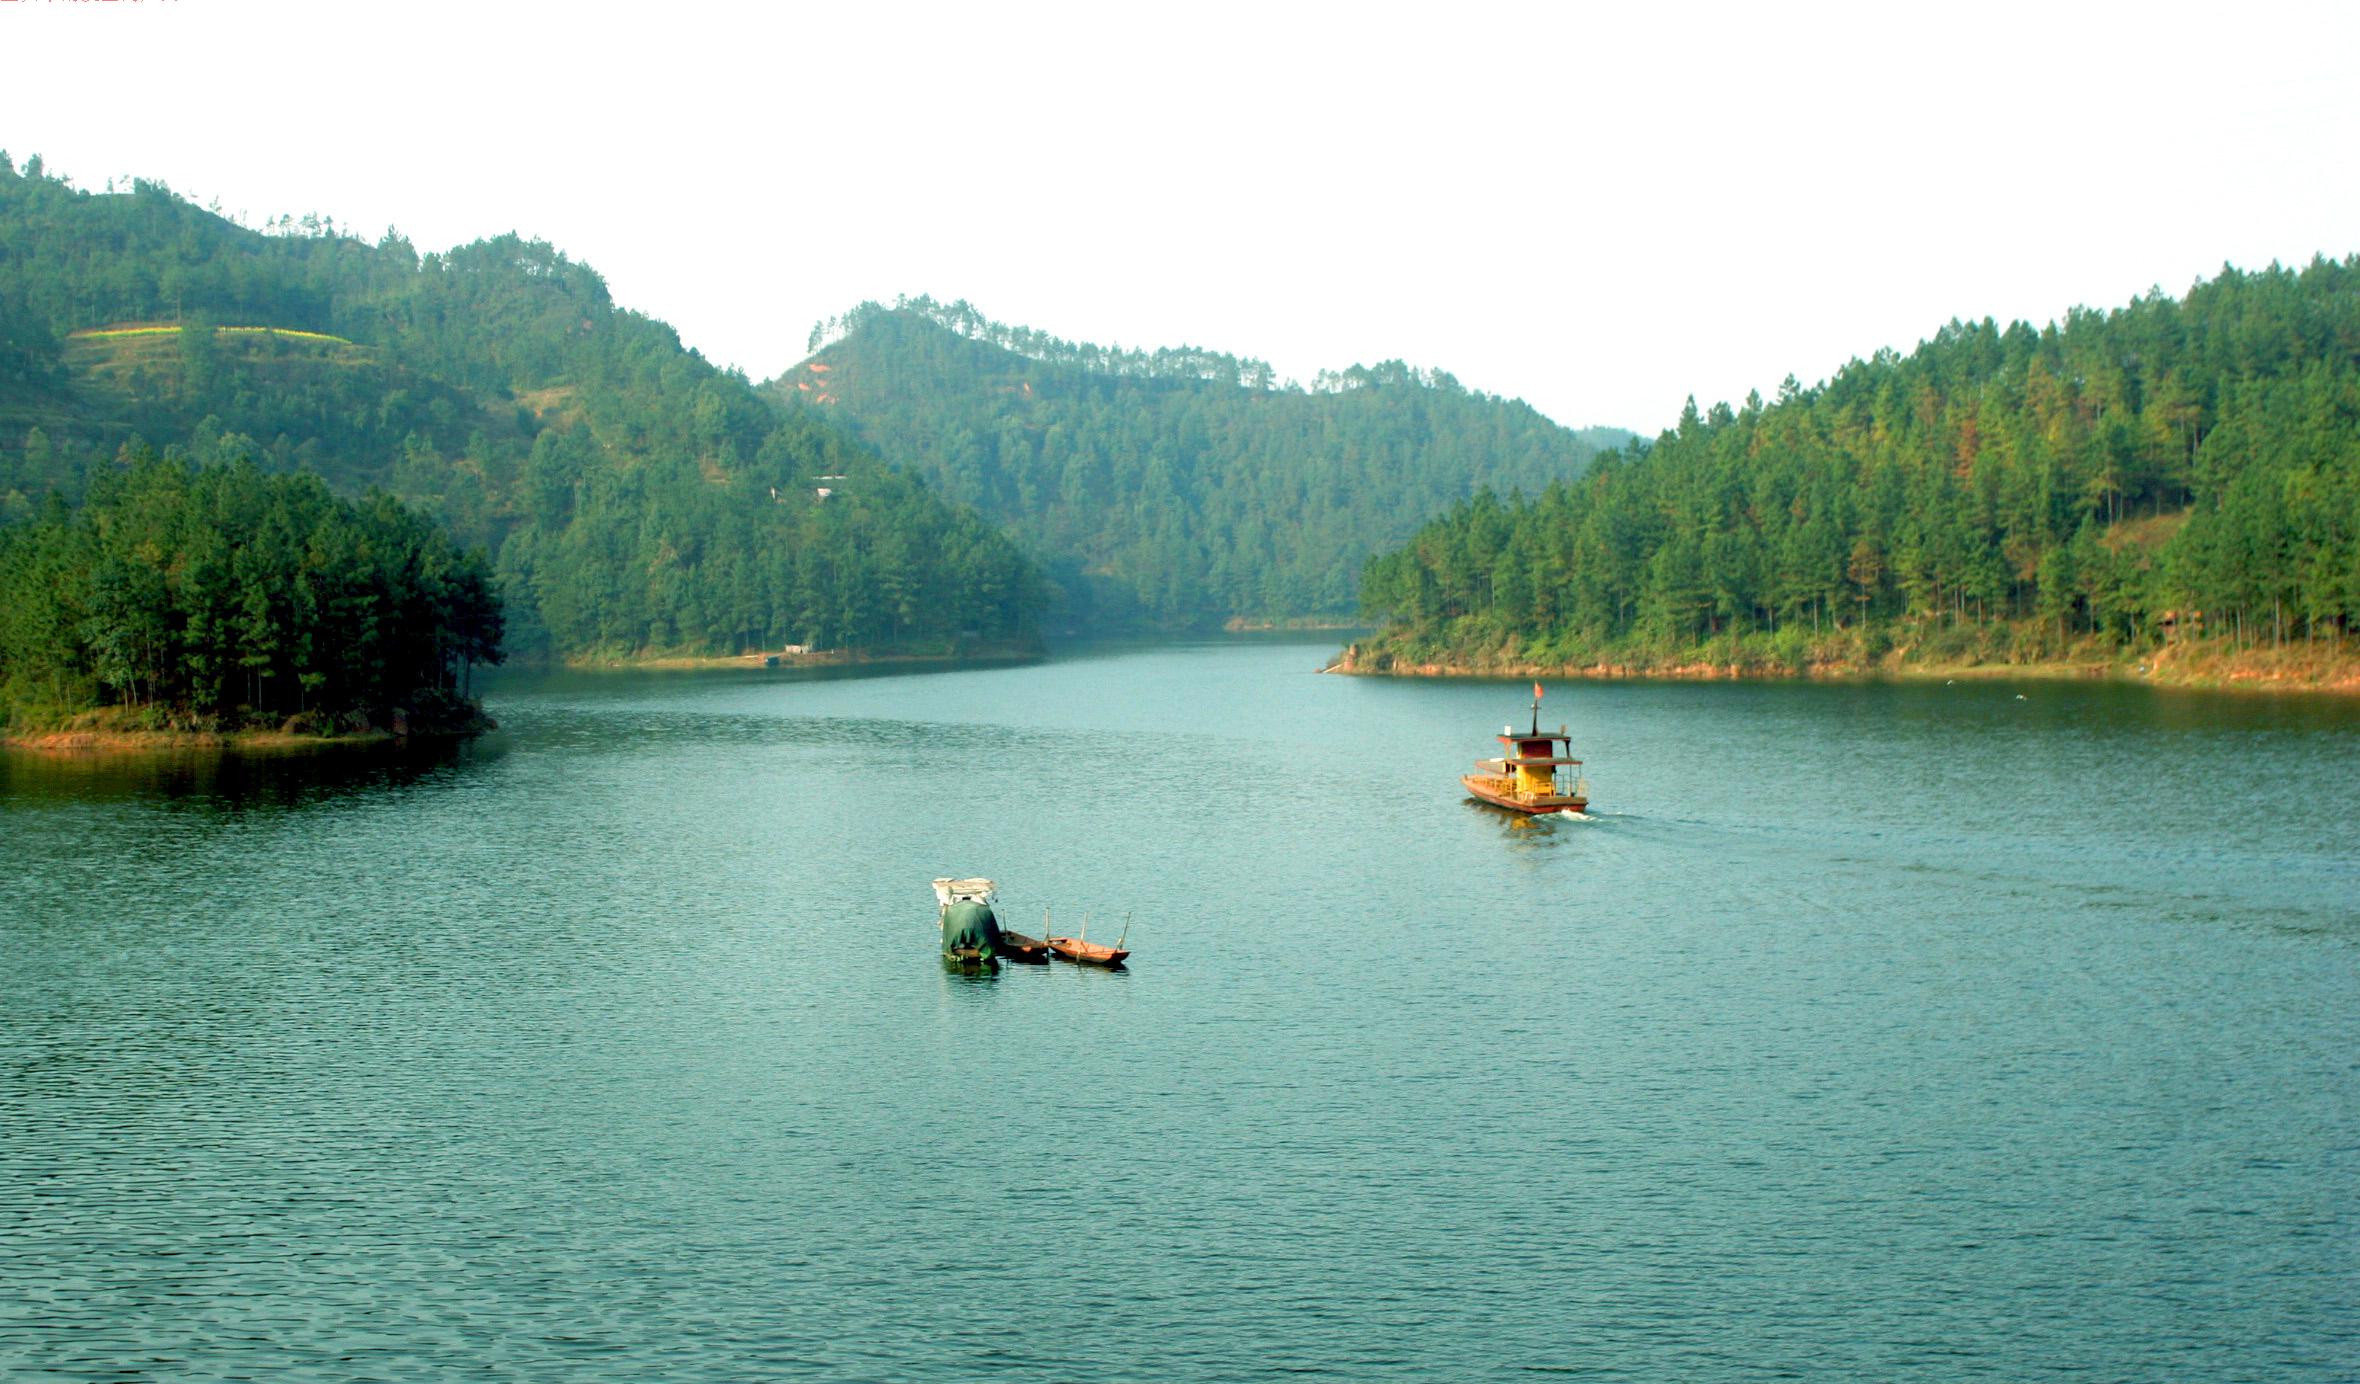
933;877;1004;969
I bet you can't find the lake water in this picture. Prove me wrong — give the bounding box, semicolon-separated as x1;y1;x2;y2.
3;640;2355;1381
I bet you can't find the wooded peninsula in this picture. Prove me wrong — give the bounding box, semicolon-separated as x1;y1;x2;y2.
0;454;500;743
1350;258;2360;691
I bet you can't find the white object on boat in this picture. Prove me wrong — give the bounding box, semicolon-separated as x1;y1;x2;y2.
932;877;998;912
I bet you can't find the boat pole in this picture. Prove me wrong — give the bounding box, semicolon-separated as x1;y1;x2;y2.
1116;912;1130;950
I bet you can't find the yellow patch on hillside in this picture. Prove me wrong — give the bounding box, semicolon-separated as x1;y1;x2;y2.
60;323;379;405
70;323;353;346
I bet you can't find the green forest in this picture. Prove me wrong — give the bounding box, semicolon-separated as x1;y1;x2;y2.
776;297;1630;629
1356;258;2360;677
0;156;1044;664
0;454;500;733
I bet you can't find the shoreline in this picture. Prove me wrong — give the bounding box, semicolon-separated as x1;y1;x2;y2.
1326;643;2360;695
555;642;1044;673
1220;617;1367;634
4;707;498;756
4;728;404;754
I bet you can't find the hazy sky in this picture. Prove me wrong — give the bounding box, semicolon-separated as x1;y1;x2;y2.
7;0;2357;432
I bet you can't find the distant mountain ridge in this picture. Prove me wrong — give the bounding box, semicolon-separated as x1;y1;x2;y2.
771;297;1632;629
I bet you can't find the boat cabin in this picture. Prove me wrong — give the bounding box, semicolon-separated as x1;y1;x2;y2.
1480;726;1581;795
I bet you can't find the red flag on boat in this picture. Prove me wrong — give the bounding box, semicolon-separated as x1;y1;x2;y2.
1534;681;1544;700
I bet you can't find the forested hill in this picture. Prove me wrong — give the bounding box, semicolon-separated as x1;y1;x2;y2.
1353;258;2360;681
0;157;1043;659
768;298;1632;629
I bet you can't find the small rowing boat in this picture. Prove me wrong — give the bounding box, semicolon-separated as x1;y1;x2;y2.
1046;912;1130;967
1046;935;1129;967
994;930;1051;964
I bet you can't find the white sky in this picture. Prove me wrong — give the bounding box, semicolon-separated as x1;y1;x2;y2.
6;0;2357;433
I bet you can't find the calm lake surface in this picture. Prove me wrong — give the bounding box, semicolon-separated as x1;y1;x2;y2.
4;640;2356;1381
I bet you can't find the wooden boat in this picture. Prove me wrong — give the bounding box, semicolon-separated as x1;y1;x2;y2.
1046;912;1130;967
1462;683;1590;815
994;930;1051;964
1046;935;1129;967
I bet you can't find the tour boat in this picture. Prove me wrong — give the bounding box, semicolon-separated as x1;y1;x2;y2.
1462;683;1590;815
